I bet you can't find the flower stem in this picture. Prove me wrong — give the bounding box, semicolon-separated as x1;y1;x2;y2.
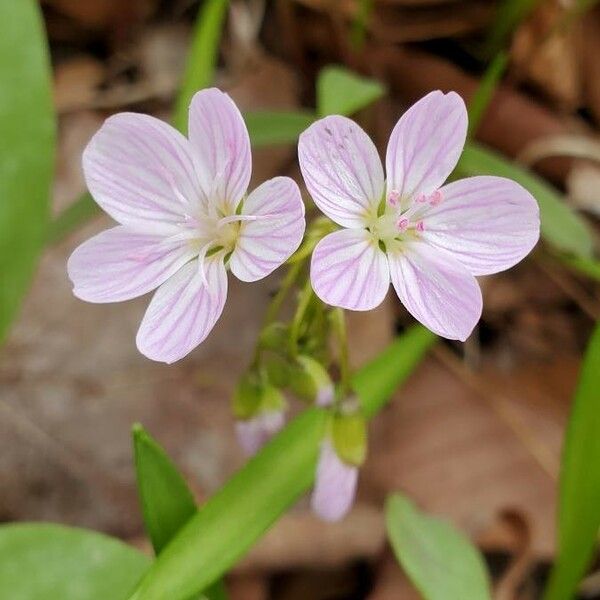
288;277;314;357
331;308;350;399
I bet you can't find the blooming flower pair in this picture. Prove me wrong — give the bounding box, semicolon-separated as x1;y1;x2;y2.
68;86;540;522
69;88;539;363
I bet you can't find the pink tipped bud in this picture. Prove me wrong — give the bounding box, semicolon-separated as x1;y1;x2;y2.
316;383;335;407
387;189;401;206
429;190;443;206
235;410;285;456
396;218;409;232
311;440;358;522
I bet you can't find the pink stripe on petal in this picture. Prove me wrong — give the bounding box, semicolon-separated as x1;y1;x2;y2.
310;229;389;311
188;88;251;214
298;116;384;228
424;176;540;276
67;226;196;303
136;255;228;363
311;441;358;522
83;113;200;231
230;177;305;282
385;91;467;200
388;241;482;341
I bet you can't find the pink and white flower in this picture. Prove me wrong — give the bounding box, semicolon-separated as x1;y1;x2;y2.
299;91;540;341
68;88;305;363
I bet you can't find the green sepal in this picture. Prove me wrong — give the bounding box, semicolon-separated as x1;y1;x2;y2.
331;411;367;467
288;355;333;403
259;322;289;352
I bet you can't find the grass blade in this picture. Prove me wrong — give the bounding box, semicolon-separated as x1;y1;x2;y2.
173;0;229;132
543;322;600;600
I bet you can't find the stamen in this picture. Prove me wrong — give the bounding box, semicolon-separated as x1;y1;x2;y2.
415;193;427;203
388;189;401;206
429;190;443;206
415;221;425;232
396;218;409;232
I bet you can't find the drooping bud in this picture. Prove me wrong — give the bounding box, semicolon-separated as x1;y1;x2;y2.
288;355;334;405
311;402;367;522
311;439;358;522
233;374;286;456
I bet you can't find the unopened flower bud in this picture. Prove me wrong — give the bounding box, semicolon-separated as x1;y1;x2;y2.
233;376;286;456
288;355;334;405
311;440;358;522
258;322;289;351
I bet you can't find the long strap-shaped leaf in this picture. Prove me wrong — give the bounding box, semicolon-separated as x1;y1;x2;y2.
543;322;600;600
0;0;55;342
133;425;228;600
128;325;436;600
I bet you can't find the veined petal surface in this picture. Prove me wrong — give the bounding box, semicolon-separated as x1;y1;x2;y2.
299;115;384;228
230;177;305;282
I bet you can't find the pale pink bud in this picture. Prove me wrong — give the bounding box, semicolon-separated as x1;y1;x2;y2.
235;410;285;456
311;440;358;522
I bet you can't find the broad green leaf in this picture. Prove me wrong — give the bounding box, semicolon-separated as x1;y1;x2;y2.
245;111;315;147
133;424;228;600
316;66;385;117
543;322;600;600
468;51;508;137
0;523;150;600
0;0;55;342
386;494;492;600
128;325;436;600
459;143;594;259
173;0;228;132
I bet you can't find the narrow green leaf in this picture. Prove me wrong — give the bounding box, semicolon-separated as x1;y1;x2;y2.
543;322;600;600
459;143;594;259
133;424;228;600
173;0;229;133
46;192;99;245
128;325;434;600
245;111;315;147
133;424;197;554
468;51;508;137
486;0;541;56
316;66;385;117
386;494;492;600
0;0;55;342
0;523;150;600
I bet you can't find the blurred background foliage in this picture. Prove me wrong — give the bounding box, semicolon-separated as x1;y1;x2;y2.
2;0;600;599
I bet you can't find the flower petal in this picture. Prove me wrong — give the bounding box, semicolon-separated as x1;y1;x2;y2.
310;229;389;311
311;441;358;522
388;241;482;341
188;88;251;214
83;113;200;232
385;91;467;200
230;176;305;282
136;255;228;363
235;411;285;457
67;226;196;303
424;176;540;276
298;115;384;228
